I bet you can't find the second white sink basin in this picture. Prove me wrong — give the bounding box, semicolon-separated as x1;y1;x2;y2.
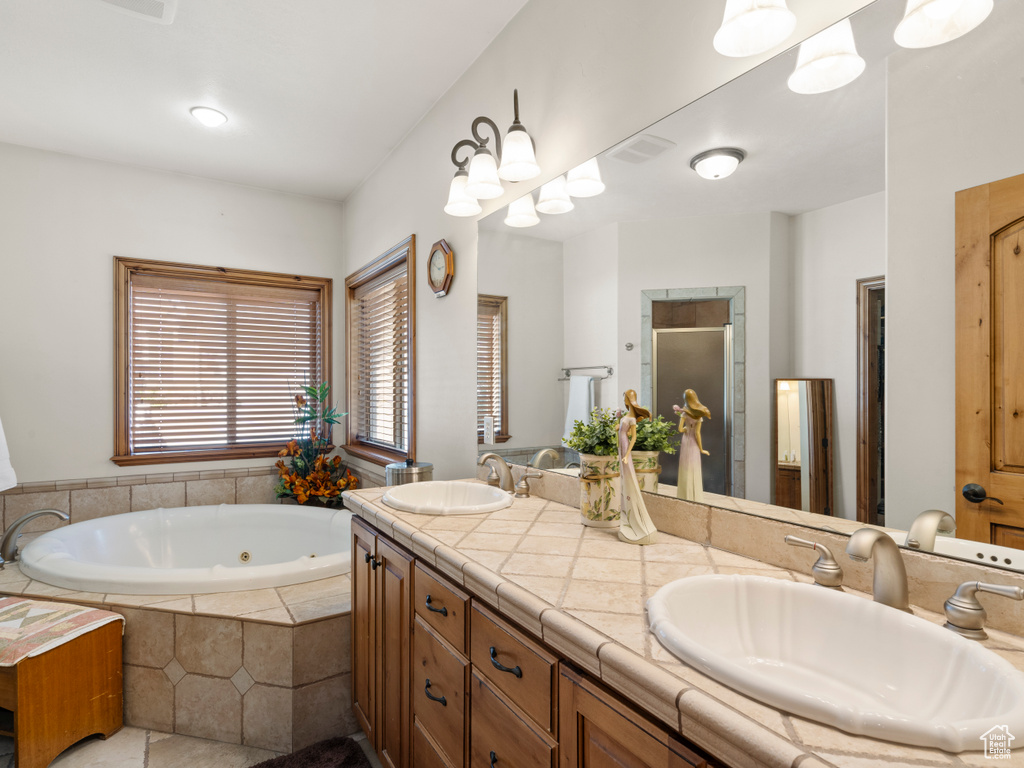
381;481;512;516
647;574;1024;752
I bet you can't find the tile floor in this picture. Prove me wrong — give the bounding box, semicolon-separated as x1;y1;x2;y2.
0;727;382;768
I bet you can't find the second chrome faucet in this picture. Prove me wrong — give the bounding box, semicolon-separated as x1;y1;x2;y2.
846;528;911;613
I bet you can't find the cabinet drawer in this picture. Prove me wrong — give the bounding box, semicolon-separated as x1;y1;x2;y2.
470;671;555;768
415;563;469;652
470;602;557;734
413;616;467;768
413;719;456;768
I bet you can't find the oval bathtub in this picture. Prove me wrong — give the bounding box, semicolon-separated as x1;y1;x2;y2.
18;503;352;595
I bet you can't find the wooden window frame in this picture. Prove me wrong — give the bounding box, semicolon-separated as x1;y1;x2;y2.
344;236;416;466
477;294;511;444
112;257;332;466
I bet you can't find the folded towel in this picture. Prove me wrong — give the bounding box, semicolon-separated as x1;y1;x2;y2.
563;375;595;440
0;416;15;491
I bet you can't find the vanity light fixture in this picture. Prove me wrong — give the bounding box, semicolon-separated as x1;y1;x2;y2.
788;18;866;95
189;106;228;127
689;148;746;180
894;0;993;48
445;89;540;215
535;175;574;214
565;157;606;198
504;193;540;228
713;0;797;57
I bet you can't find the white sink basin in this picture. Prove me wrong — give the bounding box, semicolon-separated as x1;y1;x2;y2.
647;574;1024;752
381;481;512;516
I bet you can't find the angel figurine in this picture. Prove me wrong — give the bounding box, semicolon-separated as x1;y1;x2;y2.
616;390;658;545
673;389;711;502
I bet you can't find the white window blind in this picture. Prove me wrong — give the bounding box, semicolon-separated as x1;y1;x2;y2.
349;263;409;454
477;295;508;441
114;261;330;465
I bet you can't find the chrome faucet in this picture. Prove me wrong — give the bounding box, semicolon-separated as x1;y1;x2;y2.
944;581;1024;640
846;528;911;613
905;509;956;551
528;448;560;469
0;509;69;564
784;535;844;588
478;453;514;492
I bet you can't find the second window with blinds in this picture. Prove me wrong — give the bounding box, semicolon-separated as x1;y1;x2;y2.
477;294;509;443
345;236;416;466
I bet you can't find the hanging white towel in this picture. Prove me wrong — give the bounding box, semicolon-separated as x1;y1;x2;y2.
563;375;595;440
0;416;16;492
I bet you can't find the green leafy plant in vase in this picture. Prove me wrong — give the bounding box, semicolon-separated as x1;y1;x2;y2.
564;408;621;527
631;414;677;493
275;383;357;508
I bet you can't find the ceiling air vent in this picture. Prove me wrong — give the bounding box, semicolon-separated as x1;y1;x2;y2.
607;134;676;164
96;0;178;24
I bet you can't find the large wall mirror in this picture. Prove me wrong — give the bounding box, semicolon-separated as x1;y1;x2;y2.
475;0;1024;573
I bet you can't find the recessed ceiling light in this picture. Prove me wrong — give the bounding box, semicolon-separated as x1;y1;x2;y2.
190;107;228;128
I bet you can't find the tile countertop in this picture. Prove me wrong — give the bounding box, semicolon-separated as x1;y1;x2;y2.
343;486;1024;768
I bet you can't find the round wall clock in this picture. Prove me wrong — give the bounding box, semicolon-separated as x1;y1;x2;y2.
428;239;454;297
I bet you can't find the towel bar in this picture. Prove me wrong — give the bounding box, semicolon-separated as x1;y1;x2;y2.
558;365;613;381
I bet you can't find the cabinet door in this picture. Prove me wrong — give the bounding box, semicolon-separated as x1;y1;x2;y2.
351;517;377;744
378;536;413;768
559;666;719;768
412;617;468;768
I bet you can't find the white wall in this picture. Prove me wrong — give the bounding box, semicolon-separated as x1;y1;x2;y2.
885;11;1024;530
791;191;886;518
0;143;345;483
340;0;874;481
477;230;563;450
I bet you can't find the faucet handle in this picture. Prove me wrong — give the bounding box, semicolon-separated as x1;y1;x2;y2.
514;470;543;499
944;581;1024;640
785;535;844;588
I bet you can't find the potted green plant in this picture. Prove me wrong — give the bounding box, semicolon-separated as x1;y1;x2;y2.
563;408;621;527
631;415;677;494
275;383;357;508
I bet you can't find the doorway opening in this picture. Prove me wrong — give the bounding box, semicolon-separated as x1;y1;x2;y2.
857;276;885;525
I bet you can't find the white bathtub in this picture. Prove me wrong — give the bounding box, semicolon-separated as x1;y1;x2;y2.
18;503;352;595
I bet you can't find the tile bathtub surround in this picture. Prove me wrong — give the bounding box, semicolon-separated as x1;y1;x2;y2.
343;487;1024;768
0;566;356;753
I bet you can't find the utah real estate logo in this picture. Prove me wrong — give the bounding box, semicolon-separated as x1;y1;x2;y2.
981;725;1015;759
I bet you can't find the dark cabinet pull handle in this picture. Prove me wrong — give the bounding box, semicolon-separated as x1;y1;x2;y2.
364;552;380;570
490;751;498;767
963;483;1004;505
489;646;522;678
364;552;370;563
425;595;448;616
424;679;447;706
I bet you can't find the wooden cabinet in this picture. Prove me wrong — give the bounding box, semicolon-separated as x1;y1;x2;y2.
351;517;731;768
351;516;412;768
775;465;801;511
559;666;722;768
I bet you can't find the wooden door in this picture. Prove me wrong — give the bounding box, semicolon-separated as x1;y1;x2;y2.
351;517;377;744
378;536;413;768
956;172;1024;544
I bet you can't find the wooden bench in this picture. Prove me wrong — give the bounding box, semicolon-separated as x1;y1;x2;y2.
0;601;122;768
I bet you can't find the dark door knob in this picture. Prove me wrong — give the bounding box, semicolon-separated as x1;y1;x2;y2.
962;483;1004;505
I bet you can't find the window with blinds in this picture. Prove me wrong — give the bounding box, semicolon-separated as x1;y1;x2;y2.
477;294;510;443
112;258;331;465
345;236;416;465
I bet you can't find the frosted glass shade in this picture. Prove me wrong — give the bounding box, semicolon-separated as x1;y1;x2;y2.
498;128;540;182
713;0;797;57
690;148;745;180
894;0;993;48
788;19;866;95
444;172;482;217
465;147;504;200
190;106;227;127
566;158;606;198
535;176;574;214
504;194;540;228
0;416;16;492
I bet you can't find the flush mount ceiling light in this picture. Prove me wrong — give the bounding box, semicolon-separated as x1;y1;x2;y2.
535;176;574;214
189;106;228;128
444;90;540;215
713;0;797;57
894;0;993;48
565;158;606;198
689;148;746;180
504;193;540;228
788;18;866;94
